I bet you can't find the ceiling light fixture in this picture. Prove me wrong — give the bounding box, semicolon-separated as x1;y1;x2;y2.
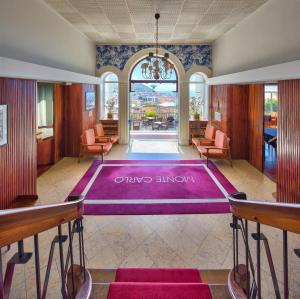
141;13;174;80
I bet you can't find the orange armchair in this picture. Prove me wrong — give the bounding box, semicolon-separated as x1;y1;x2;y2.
94;123;119;144
192;124;216;148
197;130;232;167
78;129;112;162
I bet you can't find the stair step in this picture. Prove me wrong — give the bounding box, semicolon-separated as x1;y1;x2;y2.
107;282;212;299
90;283;230;299
89;268;229;284
115;268;202;283
89;268;231;299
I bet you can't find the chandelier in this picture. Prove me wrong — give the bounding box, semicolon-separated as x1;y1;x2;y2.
141;13;174;80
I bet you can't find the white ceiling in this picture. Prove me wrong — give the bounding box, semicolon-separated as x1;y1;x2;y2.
44;0;268;44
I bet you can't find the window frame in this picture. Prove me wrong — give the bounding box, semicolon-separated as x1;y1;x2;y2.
129;57;178;92
100;72;119;119
189;73;208;121
264;83;278;115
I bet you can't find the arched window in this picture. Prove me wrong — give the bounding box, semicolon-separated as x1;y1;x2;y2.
130;58;178;84
189;73;208;120
129;57;179;132
100;72;119;119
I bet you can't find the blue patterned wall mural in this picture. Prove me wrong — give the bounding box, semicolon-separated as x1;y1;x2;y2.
96;45;211;71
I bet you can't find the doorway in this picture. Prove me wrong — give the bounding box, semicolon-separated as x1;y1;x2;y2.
36;82;55;176
263;84;278;181
129;58;179;142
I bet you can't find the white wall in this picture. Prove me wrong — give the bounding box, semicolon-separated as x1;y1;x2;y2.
0;0;96;76
212;0;300;76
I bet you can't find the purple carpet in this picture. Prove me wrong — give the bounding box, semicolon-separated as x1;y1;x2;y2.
69;160;237;215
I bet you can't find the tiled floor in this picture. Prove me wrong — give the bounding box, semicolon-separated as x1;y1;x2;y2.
3;140;300;298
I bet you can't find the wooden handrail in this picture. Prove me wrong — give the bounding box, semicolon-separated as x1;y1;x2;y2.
228;196;300;234
0;198;84;248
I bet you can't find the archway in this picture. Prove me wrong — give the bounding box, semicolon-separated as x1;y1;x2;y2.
96;49;211;145
122;48;187;145
128;56;179;141
99;72;119;120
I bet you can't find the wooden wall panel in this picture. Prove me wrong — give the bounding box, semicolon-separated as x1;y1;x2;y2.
210;85;231;134
63;84;83;157
277;80;300;203
210;84;248;159
248;84;264;171
230;85;248;159
37;137;54;165
53;84;64;162
63;84;97;157
0;78;37;209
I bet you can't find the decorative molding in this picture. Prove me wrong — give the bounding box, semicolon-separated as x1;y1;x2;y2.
96;44;211;71
0;57;100;84
208;60;300;85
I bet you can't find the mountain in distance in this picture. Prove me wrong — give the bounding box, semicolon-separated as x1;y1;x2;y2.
132;83;177;95
132;83;154;93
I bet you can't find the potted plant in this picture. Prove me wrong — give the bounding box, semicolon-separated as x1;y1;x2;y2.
190;96;204;120
105;97;117;119
145;110;158;118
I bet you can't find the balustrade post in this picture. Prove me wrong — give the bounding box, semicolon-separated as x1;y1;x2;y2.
283;230;289;299
58;225;67;299
256;223;261;299
232;215;237;281
68;222;75;299
0;251;4;298
245;220;250;299
34;235;41;299
80;218;86;280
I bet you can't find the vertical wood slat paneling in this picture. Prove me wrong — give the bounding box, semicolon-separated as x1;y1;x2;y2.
248;84;264;172
277;80;300;203
63;84;83;157
230;85;249;159
63;84;97;157
0;78;37;209
210;85;231;134
53;84;64;162
210;85;248;159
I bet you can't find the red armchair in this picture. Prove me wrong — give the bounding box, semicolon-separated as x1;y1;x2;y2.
94;123;119;144
78;129;112;162
197;130;232;167
192;124;216;148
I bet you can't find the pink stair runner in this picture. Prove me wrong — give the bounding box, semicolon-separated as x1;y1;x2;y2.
108;268;213;299
115;268;202;283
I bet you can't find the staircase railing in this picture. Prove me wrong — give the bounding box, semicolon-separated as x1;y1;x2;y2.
0;196;91;299
228;192;300;299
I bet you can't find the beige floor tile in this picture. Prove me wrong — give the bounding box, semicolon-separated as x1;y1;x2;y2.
4;141;300;299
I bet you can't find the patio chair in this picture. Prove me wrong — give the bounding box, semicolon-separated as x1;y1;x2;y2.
152;122;161;130
94;123;119;144
167;116;175;128
192;124;215;148
161;122;169;130
197;130;232;167
79;129;112;163
133;121;141;130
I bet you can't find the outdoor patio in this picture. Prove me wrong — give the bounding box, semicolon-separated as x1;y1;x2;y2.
130;112;178;131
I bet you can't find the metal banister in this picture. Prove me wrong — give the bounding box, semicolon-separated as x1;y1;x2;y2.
0;197;90;299
228;192;299;299
228;194;300;234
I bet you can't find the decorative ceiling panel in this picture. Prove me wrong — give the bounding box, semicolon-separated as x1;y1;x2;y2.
44;0;268;44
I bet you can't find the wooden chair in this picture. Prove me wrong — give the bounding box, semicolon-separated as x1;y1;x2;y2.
192;124;216;148
197;130;232;167
94;123;119;144
78;129;112;163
